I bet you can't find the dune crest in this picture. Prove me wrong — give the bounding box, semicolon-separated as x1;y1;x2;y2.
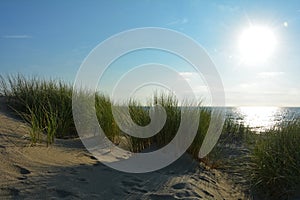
0;100;246;199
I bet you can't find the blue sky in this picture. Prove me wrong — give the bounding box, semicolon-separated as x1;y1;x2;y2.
1;0;300;106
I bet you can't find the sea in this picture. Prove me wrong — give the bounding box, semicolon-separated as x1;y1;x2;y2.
224;107;300;132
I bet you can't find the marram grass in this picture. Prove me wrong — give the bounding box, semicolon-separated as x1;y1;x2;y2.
248;119;300;199
0;75;218;155
0;74;74;145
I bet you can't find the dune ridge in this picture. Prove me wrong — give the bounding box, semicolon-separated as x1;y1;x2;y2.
0;99;246;199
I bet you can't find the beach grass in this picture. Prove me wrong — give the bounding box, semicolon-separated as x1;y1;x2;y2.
95;93;120;143
0;74;75;145
0;75;220;156
116;99;152;152
248;119;300;199
214;118;300;199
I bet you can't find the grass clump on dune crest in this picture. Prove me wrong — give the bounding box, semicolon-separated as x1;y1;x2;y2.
0;75;218;159
0;74;74;144
0;75;243;159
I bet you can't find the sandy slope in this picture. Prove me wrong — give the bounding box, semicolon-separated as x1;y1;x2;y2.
0;100;247;199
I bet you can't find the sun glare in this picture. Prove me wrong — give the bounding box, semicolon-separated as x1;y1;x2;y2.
238;106;279;132
238;25;277;64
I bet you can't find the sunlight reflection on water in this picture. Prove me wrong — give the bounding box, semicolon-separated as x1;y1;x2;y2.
227;106;300;132
238;107;279;132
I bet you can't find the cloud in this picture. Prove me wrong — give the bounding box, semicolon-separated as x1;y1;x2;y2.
167;18;188;26
215;3;239;12
257;72;284;79
2;35;32;39
178;72;195;80
224;71;298;106
231;72;285;93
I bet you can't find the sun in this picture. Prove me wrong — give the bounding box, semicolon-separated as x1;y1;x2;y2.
238;25;277;64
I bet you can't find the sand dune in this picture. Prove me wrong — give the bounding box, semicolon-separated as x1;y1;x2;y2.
0;101;247;199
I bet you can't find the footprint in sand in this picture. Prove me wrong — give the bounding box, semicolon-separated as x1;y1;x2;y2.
121;180;143;188
89;155;98;160
12;165;30;181
171;182;205;199
17;177;27;180
130;187;148;193
77;177;87;183
52;188;77;198
121;177;149;194
175;190;203;199
171;182;189;190
193;175;217;184
200;189;214;198
148;193;177;200
13;165;31;175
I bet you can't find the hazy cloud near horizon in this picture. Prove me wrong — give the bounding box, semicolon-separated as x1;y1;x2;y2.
2;35;32;39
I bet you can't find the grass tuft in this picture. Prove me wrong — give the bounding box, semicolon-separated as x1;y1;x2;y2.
248;119;300;199
0;74;75;144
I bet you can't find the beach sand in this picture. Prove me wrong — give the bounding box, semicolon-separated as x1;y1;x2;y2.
0;100;247;199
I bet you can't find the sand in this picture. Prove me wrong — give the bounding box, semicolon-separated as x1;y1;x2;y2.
0;99;247;199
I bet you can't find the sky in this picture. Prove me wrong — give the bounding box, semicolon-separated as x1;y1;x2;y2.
0;0;300;106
